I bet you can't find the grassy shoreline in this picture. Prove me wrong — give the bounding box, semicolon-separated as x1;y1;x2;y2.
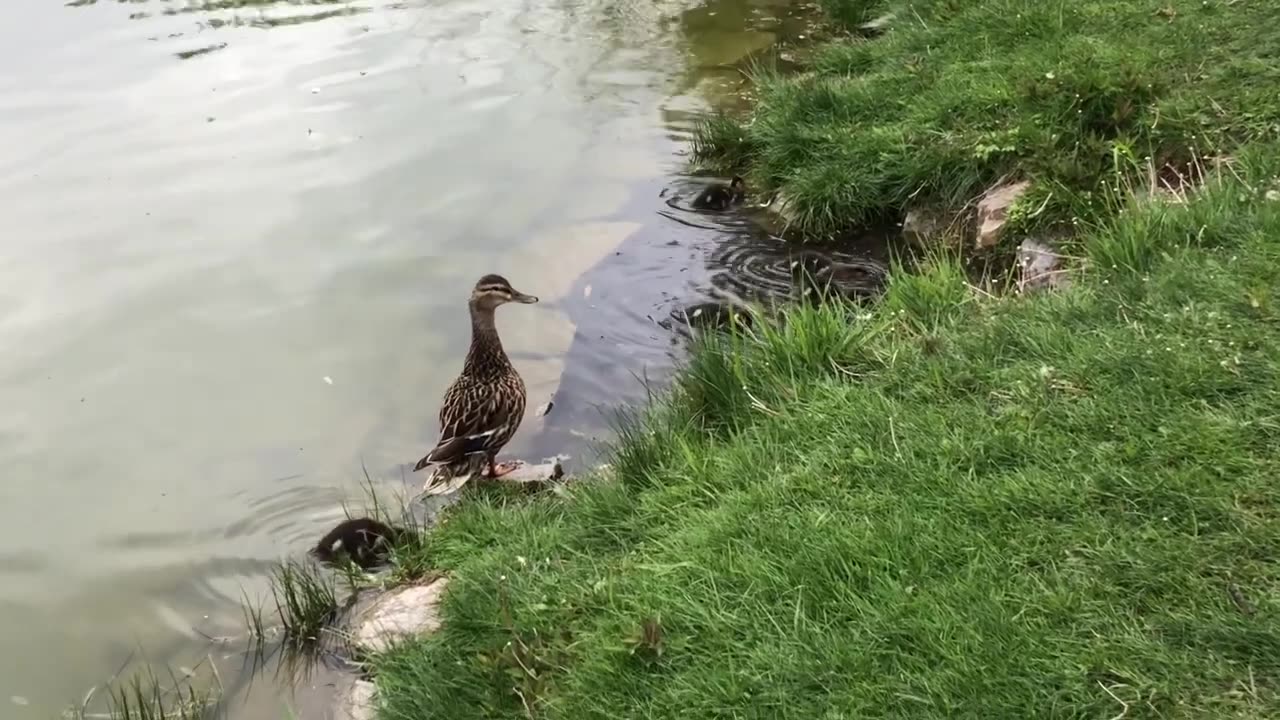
696;0;1280;239
348;1;1280;717
371;151;1280;717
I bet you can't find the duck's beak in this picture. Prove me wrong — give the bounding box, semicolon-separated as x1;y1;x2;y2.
511;290;539;304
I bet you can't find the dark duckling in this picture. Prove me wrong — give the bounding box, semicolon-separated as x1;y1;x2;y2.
790;252;887;305
312;517;404;570
691;175;746;211
662;300;755;332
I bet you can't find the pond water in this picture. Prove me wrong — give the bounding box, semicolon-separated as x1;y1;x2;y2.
0;0;886;715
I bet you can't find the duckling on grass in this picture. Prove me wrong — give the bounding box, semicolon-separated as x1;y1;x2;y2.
412;274;538;495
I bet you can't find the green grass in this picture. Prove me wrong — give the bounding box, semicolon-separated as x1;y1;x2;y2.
370;149;1280;717
695;0;1280;237
267;559;339;650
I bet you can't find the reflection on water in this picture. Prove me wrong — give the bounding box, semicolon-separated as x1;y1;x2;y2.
69;0;376;37
0;0;882;716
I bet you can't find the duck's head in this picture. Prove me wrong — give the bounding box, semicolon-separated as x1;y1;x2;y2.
730;175;746;192
471;274;538;311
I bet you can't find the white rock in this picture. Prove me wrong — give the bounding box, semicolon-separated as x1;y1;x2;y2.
498;457;565;485
335;680;378;720
1017;238;1070;292
975;180;1031;249
349;578;450;654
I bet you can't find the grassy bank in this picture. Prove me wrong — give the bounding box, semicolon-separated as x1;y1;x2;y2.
356;2;1280;717
696;0;1280;236
369;147;1280;716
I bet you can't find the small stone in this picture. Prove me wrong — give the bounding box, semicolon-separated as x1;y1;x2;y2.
500;458;565;484
1017;238;1069;292
975;180;1032;249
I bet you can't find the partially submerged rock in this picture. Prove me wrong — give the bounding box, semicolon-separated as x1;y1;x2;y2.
334;678;378;720
345;578;450;654
1017;238;1070;293
975;180;1031;249
766;188;802;229
420;456;567;497
497;457;566;486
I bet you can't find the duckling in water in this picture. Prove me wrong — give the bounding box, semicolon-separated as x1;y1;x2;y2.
663;300;755;333
312;517;404;570
413;274;539;495
691;175;746;211
790;252;886;304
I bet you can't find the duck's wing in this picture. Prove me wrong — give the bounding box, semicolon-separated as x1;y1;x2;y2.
412;375;514;472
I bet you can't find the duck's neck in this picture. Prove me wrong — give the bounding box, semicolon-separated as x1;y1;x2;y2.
464;303;509;374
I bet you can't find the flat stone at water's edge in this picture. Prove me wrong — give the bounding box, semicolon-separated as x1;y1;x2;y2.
345;577;451;654
497;457;566;484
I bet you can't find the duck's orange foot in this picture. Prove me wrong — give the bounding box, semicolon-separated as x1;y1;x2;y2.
488;461;522;478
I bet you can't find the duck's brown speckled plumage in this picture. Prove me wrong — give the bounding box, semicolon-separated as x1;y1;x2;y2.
413;274;537;494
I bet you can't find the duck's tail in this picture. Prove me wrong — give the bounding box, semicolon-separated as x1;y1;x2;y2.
420;455;485;496
413;429;499;472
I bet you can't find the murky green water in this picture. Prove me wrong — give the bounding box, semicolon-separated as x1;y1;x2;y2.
0;0;845;715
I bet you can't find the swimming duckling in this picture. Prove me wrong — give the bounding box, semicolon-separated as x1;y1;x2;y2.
413;274;538;495
790;252;886;304
691;175;746;211
312;517;403;570
662;300;755;332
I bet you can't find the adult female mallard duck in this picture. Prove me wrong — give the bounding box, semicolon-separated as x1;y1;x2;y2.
412;274;538;494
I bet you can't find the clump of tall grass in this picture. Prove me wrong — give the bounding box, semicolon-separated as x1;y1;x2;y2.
268;559;338;650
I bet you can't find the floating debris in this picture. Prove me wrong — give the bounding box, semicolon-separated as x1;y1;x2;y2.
175;42;228;60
